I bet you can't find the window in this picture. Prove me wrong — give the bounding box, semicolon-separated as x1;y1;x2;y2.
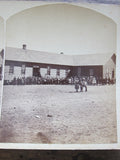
21;64;26;74
51;69;57;78
9;65;14;74
40;68;47;77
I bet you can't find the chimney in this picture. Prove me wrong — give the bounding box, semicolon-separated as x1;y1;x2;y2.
23;44;27;50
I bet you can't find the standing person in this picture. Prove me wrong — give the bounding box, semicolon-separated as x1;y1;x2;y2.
80;77;87;92
79;77;83;92
74;77;79;92
92;76;96;85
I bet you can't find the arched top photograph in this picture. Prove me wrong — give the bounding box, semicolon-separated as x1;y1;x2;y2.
0;0;120;150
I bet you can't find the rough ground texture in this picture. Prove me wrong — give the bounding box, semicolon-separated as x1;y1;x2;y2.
0;85;117;144
0;81;2;110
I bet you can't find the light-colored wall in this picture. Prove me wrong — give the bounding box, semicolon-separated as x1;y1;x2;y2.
4;65;68;80
25;67;33;78
14;66;22;78
4;65;13;82
6;4;116;55
103;57;116;79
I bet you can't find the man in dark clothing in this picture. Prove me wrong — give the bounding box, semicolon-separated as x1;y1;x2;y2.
74;77;79;92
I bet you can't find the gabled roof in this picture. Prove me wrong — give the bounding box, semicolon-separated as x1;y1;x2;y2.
5;47;73;66
72;53;113;66
5;47;114;66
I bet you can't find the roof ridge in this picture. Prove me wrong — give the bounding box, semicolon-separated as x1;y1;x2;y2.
6;47;114;56
6;47;114;66
6;46;59;55
72;52;114;56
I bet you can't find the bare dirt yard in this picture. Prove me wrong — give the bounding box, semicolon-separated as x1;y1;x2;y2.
0;81;2;109
0;84;117;144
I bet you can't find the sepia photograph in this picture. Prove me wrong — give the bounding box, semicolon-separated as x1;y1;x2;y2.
0;16;4;113
0;0;119;148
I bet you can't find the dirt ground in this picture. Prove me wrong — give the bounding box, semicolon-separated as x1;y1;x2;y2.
0;81;2;109
0;84;117;144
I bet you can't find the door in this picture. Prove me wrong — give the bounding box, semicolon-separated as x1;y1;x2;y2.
33;66;40;77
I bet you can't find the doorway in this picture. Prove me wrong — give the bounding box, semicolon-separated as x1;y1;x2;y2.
33;66;40;77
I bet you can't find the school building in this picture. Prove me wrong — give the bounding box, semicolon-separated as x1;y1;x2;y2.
4;45;116;84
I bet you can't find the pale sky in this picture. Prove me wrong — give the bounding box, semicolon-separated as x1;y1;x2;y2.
6;4;116;55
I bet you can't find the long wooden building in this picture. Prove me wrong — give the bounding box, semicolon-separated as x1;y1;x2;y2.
4;45;116;84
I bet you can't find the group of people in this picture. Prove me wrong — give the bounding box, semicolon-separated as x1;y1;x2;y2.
74;77;87;92
4;76;69;85
4;75;115;87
